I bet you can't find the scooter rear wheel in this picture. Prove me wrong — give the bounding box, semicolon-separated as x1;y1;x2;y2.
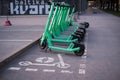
39;38;47;49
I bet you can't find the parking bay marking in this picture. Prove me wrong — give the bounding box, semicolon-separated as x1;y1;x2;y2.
80;64;86;69
8;54;88;75
8;67;21;71
25;68;38;72
43;69;55;72
57;54;70;69
79;69;86;74
19;54;70;69
60;70;73;74
35;57;54;63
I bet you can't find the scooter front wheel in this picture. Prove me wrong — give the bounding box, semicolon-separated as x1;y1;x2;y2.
73;43;85;56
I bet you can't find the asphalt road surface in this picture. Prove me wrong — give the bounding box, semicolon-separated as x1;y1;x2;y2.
0;12;120;80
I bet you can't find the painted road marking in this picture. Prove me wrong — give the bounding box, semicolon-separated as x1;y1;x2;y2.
57;54;70;69
79;31;88;75
79;69;86;74
8;67;21;70
35;57;54;63
32;63;56;66
43;69;55;72
19;61;32;66
19;54;70;69
61;70;73;74
84;52;87;56
19;61;56;66
85;49;87;52
82;55;87;59
80;64;86;69
25;68;38;72
57;54;65;66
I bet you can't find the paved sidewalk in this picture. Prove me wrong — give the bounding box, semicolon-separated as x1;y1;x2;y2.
0;15;48;66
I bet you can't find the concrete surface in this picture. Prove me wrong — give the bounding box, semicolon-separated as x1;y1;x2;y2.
0;15;48;66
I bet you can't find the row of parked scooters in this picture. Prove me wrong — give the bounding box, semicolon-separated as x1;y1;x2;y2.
39;2;89;56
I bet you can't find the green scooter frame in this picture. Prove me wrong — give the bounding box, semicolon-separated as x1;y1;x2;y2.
39;2;85;56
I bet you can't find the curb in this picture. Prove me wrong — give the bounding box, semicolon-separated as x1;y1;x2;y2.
0;38;40;68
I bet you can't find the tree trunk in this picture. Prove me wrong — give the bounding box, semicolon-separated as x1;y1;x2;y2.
116;0;119;11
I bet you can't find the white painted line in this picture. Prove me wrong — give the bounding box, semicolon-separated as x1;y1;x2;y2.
57;54;65;67
0;40;33;42
35;57;46;63
8;67;21;70
79;69;85;74
84;52;87;56
80;64;86;68
25;68;38;72
57;54;70;69
35;57;54;63
43;69;55;72
61;70;73;74
44;57;54;63
32;63;56;66
82;55;87;59
19;61;32;66
19;61;56;67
